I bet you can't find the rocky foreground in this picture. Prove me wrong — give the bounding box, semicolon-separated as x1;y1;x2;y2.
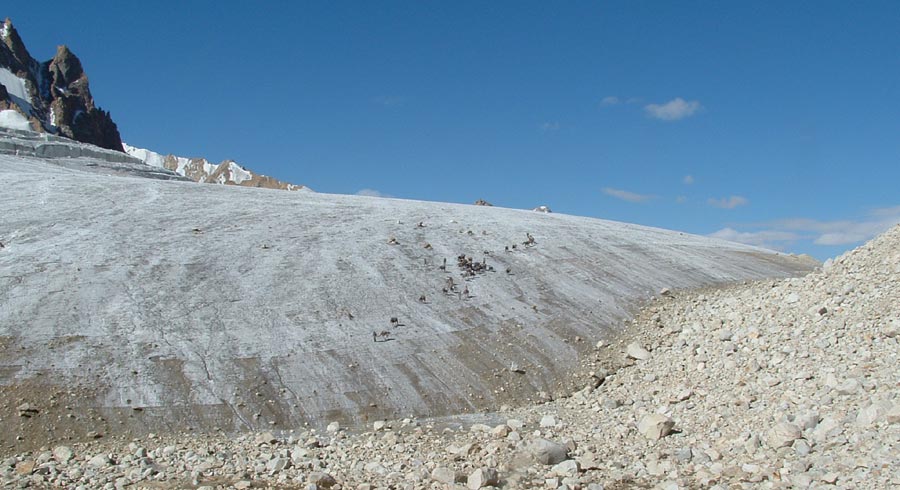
3;225;898;489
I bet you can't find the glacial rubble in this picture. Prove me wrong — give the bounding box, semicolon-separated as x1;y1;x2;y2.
2;224;896;488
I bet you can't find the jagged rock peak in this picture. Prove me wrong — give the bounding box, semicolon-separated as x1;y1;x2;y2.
0;18;123;151
0;18;32;73
49;45;85;89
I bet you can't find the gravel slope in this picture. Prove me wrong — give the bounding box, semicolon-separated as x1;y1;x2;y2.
1;226;894;489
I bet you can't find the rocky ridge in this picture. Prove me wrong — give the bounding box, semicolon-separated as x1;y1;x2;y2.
2;222;895;488
123;143;308;191
0;18;124;151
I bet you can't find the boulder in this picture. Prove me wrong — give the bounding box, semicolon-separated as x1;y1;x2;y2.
528;438;569;465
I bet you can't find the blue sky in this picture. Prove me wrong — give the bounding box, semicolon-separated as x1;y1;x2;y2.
5;2;899;259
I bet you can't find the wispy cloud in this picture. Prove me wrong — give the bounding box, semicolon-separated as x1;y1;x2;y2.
600;96;620;106
602;187;656;203
757;208;900;245
540;121;560;131
356;188;393;198
709;228;801;250
675;196;688;204
645;98;702;121
683;175;695;185
373;95;406;107
708;195;749;209
710;205;900;250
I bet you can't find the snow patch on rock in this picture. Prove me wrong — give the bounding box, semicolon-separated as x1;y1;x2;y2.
0;109;30;131
0;67;32;114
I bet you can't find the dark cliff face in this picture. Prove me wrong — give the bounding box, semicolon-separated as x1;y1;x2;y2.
0;18;124;151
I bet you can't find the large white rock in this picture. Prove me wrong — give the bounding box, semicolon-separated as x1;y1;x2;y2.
53;446;74;463
638;414;675;440
626;343;651;360
431;467;456;484
767;422;803;448
528;438;569;465
467;467;499;489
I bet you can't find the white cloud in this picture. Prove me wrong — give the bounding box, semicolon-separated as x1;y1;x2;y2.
683;175;694;185
712;205;900;250
644;97;702;121
540;121;560;131
760;208;900;246
675;196;687;204
600;96;620;106
709;228;801;250
602;187;656;203
708;195;749;209
356;188;392;198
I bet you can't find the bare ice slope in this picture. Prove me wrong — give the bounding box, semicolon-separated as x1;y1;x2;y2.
0;143;817;440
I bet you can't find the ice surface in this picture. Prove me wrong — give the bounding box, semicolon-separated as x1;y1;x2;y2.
0;137;818;435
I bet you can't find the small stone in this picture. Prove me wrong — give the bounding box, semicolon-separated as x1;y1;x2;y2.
528;438;569;465
834;378;861;395
551;459;580;477
767;422;802;448
308;472;337;488
491;424;511;438
886;404;900;424
431;467;456;484
856;404;880;427
811;417;843;443
467;467;500;489
540;415;557;428
326;421;340;433
638;413;675;440
254;431;277;446
793;439;811;457
234;481;252;490
577;452;602;470
53;445;75;463
821;472;839;484
266;457;290;474
16;403;39;417
88;454;111;468
373;420;387;431
626;342;651;361
364;462;388;476
14;460;35;475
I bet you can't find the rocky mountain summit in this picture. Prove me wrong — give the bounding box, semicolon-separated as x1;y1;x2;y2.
0;18;124;151
1;224;895;489
123;143;308;191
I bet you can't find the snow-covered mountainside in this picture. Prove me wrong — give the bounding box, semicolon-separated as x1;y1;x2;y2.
0;18;123;151
124;143;308;191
